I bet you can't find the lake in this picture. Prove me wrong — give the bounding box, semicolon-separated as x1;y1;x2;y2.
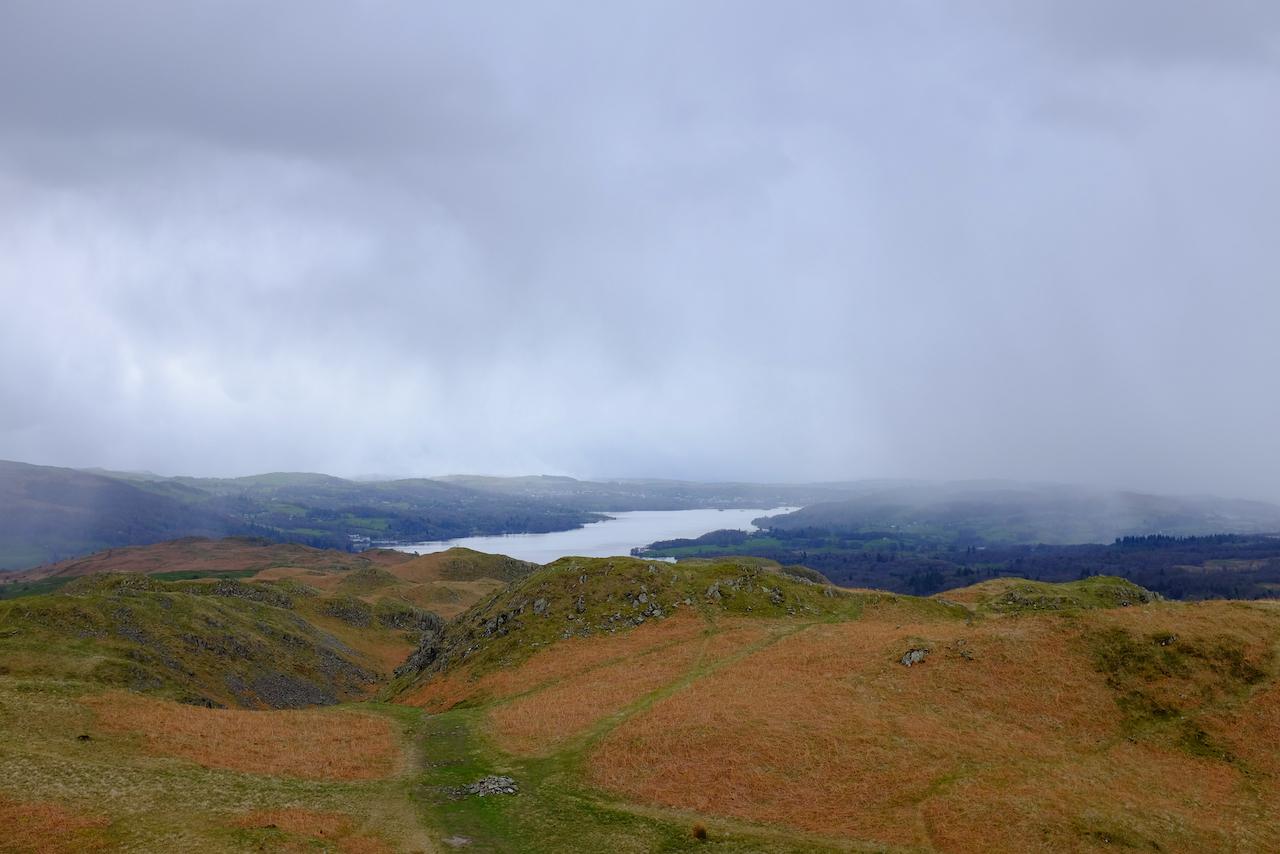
386;507;796;564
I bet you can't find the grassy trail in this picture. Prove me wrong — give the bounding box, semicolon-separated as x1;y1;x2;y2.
409;616;869;853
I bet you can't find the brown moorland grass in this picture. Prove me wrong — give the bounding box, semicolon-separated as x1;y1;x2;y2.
0;795;109;853
1205;682;1280;776
488;619;777;755
232;808;391;854
303;613;419;674
84;692;399;781
387;548;532;585
16;538;411;582
250;567;501;618
919;741;1257;852
400;610;710;711
393;579;507;618
587;603;1280;852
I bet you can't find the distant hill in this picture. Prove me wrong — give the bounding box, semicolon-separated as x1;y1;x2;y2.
0;460;256;570
758;481;1280;545
434;474;869;511
6;536;413;583
0;460;605;571
3;538;532;620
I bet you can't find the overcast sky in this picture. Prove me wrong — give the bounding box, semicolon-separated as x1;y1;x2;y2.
1;1;1278;497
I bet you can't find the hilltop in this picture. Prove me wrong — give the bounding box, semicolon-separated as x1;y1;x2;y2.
4;538;535;619
390;555;879;698
7;536;413;583
0;572;441;708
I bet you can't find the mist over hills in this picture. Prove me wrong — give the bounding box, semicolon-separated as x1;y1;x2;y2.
759;481;1280;545
6;459;1280;573
435;474;869;511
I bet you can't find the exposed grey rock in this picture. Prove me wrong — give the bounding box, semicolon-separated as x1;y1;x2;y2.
320;596;373;627
394;627;444;678
451;775;518;798
249;671;338;707
900;648;929;667
207;580;293;609
533;597;549;616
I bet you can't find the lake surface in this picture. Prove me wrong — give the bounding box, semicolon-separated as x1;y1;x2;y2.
387;507;796;565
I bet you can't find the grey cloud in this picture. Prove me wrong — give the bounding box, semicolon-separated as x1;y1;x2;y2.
1;2;1278;499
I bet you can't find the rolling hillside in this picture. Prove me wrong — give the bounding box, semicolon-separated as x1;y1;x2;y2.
4;538;535;619
4;546;1280;851
388;556;1280;852
6;536;414;583
0;572;438;708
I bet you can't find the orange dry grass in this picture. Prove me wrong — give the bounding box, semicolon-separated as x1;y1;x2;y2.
233;809;390;854
305;615;416;673
588;606;1280;851
20;538;411;582
85;692;399;781
1206;683;1280;776
490;619;774;755
400;611;709;711
489;639;703;755
401;580;506;618
0;796;108;853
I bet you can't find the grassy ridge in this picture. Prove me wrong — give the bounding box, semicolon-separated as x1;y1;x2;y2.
0;573;437;708
389;555;964;697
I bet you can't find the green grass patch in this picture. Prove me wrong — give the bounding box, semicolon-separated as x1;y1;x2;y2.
1087;624;1269;759
149;569;259;582
0;576;74;600
413;708;843;852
